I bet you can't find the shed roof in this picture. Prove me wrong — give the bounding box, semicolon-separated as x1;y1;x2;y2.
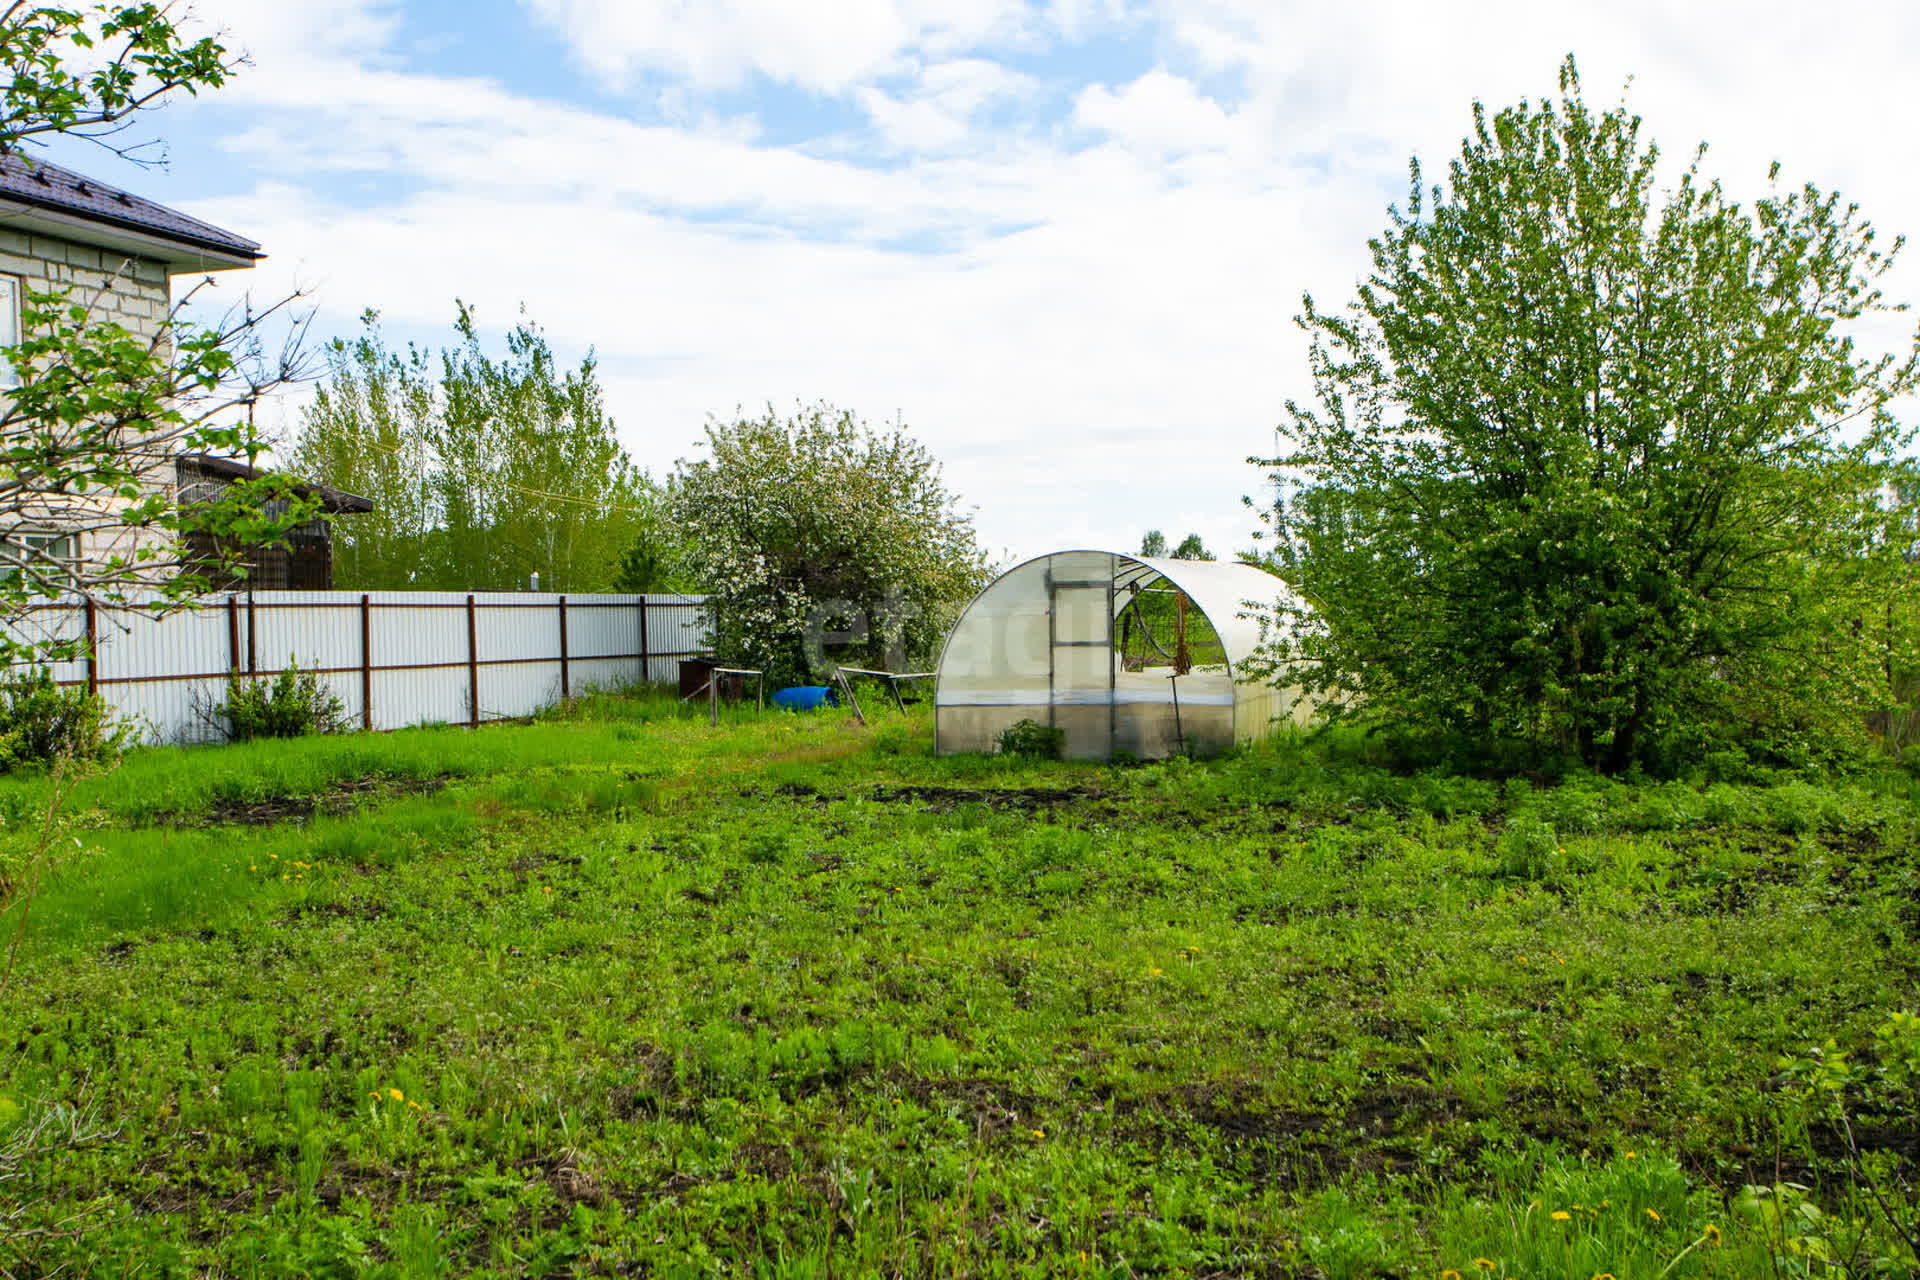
0;154;262;270
178;454;374;515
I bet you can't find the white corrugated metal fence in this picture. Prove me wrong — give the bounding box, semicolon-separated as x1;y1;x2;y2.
6;591;709;742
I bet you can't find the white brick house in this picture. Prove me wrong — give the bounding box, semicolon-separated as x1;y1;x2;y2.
0;154;284;584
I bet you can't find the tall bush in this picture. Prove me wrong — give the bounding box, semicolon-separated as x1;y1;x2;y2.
668;404;989;687
1254;57;1919;774
0;669;125;772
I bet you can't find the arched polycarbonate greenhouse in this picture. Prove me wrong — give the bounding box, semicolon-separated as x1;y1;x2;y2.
933;550;1313;760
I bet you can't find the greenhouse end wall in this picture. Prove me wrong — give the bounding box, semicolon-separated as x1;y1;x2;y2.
932;550;1311;761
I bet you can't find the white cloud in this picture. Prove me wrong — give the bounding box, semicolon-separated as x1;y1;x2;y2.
514;0;1039;93
1073;69;1236;155
859;58;1038;152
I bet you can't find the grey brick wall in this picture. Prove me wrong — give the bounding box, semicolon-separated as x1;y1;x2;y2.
0;226;171;344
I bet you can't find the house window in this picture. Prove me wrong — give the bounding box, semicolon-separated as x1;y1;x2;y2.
0;529;80;581
0;275;18;390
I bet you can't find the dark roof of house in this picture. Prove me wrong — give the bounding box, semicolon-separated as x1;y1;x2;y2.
0;153;262;263
178;454;375;516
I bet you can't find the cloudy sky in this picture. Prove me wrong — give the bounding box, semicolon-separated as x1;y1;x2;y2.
33;0;1920;562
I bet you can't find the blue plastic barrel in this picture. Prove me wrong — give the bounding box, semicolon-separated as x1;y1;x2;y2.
771;685;838;711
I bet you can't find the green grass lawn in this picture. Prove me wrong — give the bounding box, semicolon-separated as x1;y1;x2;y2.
1;692;1917;1277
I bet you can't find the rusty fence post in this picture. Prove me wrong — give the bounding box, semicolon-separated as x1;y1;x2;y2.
466;594;479;728
83;596;98;697
360;593;373;731
637;596;650;686
558;595;570;701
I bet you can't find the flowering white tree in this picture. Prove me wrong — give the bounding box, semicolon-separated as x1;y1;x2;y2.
669;404;989;686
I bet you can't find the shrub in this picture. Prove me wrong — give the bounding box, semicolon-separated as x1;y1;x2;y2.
996;719;1062;759
0;668;127;772
221;661;350;742
1496;812;1563;880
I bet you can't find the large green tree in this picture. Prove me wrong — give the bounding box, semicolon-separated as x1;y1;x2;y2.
669;404;988;686
1255;58;1920;773
292;308;666;592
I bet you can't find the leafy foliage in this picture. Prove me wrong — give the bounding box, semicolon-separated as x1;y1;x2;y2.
1138;529;1216;561
0;668;124;772
219;662;350;743
0;3;237;160
995;718;1063;758
668;403;989;685
1254;57;1920;774
291;308;671;592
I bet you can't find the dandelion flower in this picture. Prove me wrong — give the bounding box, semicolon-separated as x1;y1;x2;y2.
1441;1271;1463;1280
1473;1262;1496;1273
388;1087;404;1102
1551;1210;1571;1222
1593;1274;1617;1279
1030;1127;1045;1139
1624;1150;1636;1159
1703;1224;1721;1246
407;1100;422;1111
1148;967;1163;977
1645;1209;1661;1223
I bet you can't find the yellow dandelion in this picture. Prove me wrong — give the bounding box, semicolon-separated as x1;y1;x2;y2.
1593;1274;1617;1280
1516;954;1528;965
1551;1210;1572;1222
1645;1209;1661;1223
1148;967;1163;977
407;1100;422;1111
1030;1127;1045;1139
1624;1150;1636;1159
1441;1271;1463;1280
387;1087;404;1102
1473;1262;1496;1273
1703;1224;1722;1247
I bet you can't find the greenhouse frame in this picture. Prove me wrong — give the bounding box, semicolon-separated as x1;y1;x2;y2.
933;549;1313;760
